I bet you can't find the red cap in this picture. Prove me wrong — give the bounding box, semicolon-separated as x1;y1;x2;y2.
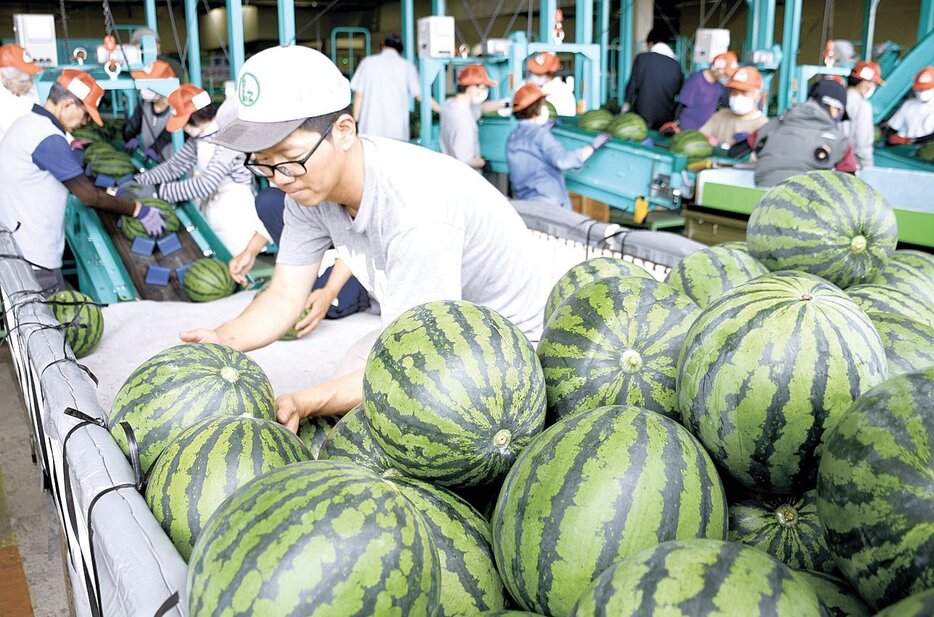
913;66;934;91
851;61;885;86
166;84;213;132
0;44;42;75
513;83;547;112
725;66;763;92
458;64;497;87
130;59;176;81
711;51;739;77
526;52;560;75
56;69;105;126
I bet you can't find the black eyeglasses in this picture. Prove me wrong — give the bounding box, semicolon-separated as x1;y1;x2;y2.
244;123;334;178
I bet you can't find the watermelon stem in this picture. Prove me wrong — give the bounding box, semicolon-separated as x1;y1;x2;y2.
850;235;868;253
801;294;813;301
621;349;643;373
220;366;240;383
493;429;512;449
776;504;798;526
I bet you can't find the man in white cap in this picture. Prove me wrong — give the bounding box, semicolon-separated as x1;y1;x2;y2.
0;43;42;142
180;46;549;430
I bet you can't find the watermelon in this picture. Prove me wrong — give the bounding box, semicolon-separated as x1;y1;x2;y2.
46;290;104;358
576;109;613;131
477;613;543;616
607;112;647;141
846;284;934;328
182;258;237;302
664;245;768;308
678;270;888;493
569;539;825;617
670;128;714;159
145;416;309;560
538;276;699;422
120;197;181;241
363;300;546;488
390;476;506;615
108;343;276;474
918;142;934;162
746;171;898;288
728;489;836;573
817;367;934;609
872;249;934;306
545;100;557;119
187;461;440;616
863;311;934;376
796;570;871;617
544;256;655;323
873;589;934;617
72;126;107;143
318;405;393;475
90;152;137;177
492;405;727;617
82;141;117;161
715;240;750;253
297;416;337;459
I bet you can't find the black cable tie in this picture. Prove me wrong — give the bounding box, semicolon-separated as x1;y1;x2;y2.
119;422;145;492
153;592;180;617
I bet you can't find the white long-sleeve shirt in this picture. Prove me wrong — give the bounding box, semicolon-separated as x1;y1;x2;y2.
843;89;875;169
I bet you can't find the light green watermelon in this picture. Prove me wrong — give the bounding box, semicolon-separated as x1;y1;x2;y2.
871;250;934;305
544;257;655;323
846;284;934;328
863;311;934;377
872;589;934;617
607;112;648;141
576;109;613;131
665;245;769;308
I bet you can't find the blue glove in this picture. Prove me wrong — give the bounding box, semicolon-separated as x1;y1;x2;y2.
136;205;167;236
124;137;140;152
590;132;612;151
143;147;160;161
544;119;558;131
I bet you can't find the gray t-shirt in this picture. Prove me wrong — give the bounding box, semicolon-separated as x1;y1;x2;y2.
350;48;420;142
277;136;548;341
440;98;480;164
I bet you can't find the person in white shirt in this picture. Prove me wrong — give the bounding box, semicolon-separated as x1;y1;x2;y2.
843;60;885;169
526;52;576;116
440;64;496;169
885;66;934;145
0;44;42;143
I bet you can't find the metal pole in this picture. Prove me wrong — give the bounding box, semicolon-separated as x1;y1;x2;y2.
597;0;610;103
777;0;802;113
278;0;295;45
227;0;246;80
919;0;933;45
757;0;776;48
745;0;759;52
862;0;881;61
432;0;446;16
185;0;202;87
575;0;594;103
144;0;158;31
402;0;415;64
617;0;634;101
540;0;557;43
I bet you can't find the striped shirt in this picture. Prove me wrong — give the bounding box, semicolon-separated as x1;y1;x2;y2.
135;137;251;203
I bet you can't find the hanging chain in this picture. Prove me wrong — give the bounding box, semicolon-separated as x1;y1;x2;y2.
58;0;70;52
101;0;116;36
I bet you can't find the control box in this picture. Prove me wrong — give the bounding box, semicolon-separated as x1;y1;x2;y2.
13;14;58;67
693;28;730;67
418;16;455;58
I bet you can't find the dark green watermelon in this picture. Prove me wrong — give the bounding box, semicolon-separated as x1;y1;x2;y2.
47;290;104;358
796;570;871;617
846;284;934;328
318;405;393;475
576;109;613;131
297;416;338;459
544;256;655;323
873;589;934;617
120;197;181;241
182;259;237;302
670;129;714;159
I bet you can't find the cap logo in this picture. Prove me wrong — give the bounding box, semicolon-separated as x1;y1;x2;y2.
192;90;212;110
921;74;933;84
859;67;875;80
22;50;32;63
535;55;546;65
239;72;260;107
735;69;747;81
66;78;91;100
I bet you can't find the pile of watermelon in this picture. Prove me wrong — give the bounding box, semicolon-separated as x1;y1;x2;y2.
577;109;649;143
107;169;933;616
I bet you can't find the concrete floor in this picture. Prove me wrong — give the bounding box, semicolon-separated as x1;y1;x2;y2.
0;347;72;617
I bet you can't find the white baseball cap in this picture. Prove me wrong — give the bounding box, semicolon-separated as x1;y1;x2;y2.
212;45;352;152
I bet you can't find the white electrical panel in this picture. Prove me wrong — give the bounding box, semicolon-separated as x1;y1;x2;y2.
96;44;143;68
13;14;58;67
418;16;455;58
693;28;731;66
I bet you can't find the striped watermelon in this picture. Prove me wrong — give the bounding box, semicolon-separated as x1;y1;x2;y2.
182;259;237;302
569;539;825;617
544;257;654;323
728;489;836;573
108;343;275;474
492;405;727;617
90;152;137;177
747;171;898;289
538;276;699;422
120;197;181;241
873;589;934;617
144;416;309;560
318;405;393;475
670;129;714;159
477;613;543;616
714;240;749;253
664;245;769;308
607;112;648;141
817;367;934;609
846;284;934;328
297;416;337;459
82;141;117;160
47;290;104;358
872;249;934;305
187;461;440;616
678;271;888;493
577;109;613;131
390;476;506;615
796;571;870;617
863;311;934;376
363;301;546;488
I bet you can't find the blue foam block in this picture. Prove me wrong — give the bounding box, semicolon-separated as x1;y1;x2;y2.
640;136;655;148
94;174;116;188
130;236;156;256
145;265;171;287
156;232;182;256
117;173;135;186
84;161;93;176
175;262;194;285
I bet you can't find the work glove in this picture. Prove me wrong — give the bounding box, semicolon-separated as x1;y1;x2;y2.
135;184;159;198
659;121;681;135
143;147;161;161
124;137;140;152
136;205;167;236
590;132;612;151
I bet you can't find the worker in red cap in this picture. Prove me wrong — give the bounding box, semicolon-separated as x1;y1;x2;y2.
885;66;934;145
506;83;610;209
526;52;576;116
122;60;177;161
843;61;885;168
133;84;268;255
0;43;42;142
440;64;496;169
664;51;738;133
699;66;768;153
0;69;165;293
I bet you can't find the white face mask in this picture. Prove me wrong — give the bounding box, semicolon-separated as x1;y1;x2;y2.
918;89;934;103
863;85;876;99
533;104;550;126
529;74;548;87
140;88;158;102
471;88;489;105
729;94;756;116
184;124;204;138
717;74;731;85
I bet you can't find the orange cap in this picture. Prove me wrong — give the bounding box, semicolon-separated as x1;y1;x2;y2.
513;83;547;112
0;44;42;75
458;64;497;87
851;61;885;85
711;51;739;77
526;52;560;75
725;66;763;92
56;69;105;126
166;84;213;132
130;59;176;81
913;66;934;91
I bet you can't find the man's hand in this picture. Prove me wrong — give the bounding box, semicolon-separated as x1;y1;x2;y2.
276;393;304;433
295;288;335;337
179;328;224;344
